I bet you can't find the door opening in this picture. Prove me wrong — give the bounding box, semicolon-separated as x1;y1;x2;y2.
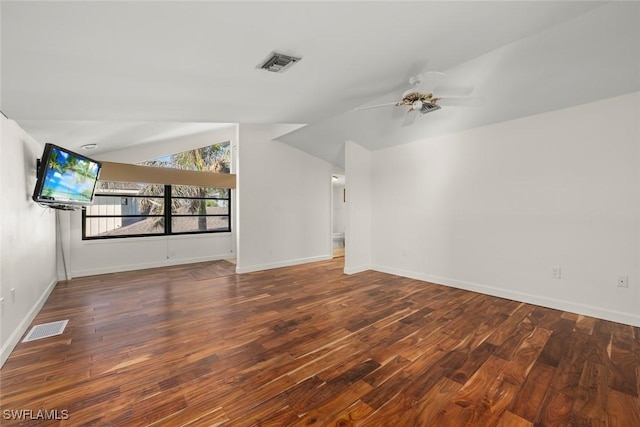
332;174;346;258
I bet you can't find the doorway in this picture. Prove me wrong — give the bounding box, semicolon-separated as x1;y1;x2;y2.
331;173;346;258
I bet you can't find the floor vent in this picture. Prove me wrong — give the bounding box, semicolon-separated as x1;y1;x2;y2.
23;320;69;342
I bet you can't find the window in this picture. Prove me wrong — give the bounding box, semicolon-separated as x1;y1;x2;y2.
82;143;231;240
83;181;167;238
170;185;230;234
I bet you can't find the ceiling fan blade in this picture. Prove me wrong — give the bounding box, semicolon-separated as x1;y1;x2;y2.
437;97;485;107
354;101;399;111
401;109;418;127
415;71;445;94
435;84;475;97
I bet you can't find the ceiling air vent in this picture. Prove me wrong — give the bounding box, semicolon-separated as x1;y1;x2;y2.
257;51;302;73
420;103;442;115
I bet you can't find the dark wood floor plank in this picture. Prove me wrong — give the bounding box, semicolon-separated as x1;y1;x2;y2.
510;360;556;422
609;344;639;398
292;359;380;414
361;355;411;388
537;317;577;368
574;360;609;426
586;319;614;365
0;258;637;426
326;399;374;426
450;354;524;427
287;336;370;384
486;303;532;347
534;390;577;426
236;375;324;425
502;327;552;386
493;315;536;361
612;323;634;351
223;373;297;422
446;341;498;385
425;397;473;427
360;369;413;411
291;380;372;426
392;377;462;427
529;305;564;330
465;377;521;427
496;410;533;427
607;389;640;427
575;314;597;335
549;329;589;398
180;407;230;427
446;328;549;425
401;348;468;404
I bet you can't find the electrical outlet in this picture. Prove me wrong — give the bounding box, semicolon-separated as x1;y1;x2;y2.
0;297;4;315
550;265;561;279
617;275;629;288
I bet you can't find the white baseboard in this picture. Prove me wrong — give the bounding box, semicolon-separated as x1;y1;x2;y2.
344;264;372;275
71;254;233;278
236;255;332;274
372;264;640;328
1;276;58;368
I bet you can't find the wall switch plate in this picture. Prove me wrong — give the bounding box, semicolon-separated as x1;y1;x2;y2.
550;265;561;279
617;275;629;288
11;288;15;302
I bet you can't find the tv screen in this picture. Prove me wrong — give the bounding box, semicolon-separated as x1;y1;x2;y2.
32;143;102;208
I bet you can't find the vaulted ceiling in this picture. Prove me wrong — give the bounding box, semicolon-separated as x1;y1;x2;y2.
2;1;639;167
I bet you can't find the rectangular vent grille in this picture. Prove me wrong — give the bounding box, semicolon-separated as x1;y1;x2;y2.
23;320;68;342
420;103;442;115
257;52;302;73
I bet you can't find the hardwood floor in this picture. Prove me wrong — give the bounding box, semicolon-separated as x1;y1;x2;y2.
1;258;638;426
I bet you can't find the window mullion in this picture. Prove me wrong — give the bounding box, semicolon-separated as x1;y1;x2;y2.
165;185;172;235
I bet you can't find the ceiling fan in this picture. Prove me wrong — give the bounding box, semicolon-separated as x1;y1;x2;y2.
355;71;481;126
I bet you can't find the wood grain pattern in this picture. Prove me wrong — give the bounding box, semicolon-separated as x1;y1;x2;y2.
510;360;556;422
495;410;532;427
1;258;638;426
575;360;609;425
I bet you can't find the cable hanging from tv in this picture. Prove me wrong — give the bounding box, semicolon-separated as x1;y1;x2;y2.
36;202;83;211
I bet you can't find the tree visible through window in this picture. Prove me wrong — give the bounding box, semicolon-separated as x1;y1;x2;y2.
82;143;231;239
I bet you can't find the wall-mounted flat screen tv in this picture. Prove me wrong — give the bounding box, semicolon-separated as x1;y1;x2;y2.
32;143;102;209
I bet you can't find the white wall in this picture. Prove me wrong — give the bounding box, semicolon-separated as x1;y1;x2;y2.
236;124;332;273
344;141;373;274
371;92;640;326
1;117;58;367
65;126;237;277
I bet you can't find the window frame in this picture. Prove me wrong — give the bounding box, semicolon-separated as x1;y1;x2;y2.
82;184;232;240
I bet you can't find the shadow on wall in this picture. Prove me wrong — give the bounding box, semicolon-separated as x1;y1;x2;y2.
22;139;39;203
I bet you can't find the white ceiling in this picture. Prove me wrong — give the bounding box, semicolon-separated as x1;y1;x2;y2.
2;1;639;165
